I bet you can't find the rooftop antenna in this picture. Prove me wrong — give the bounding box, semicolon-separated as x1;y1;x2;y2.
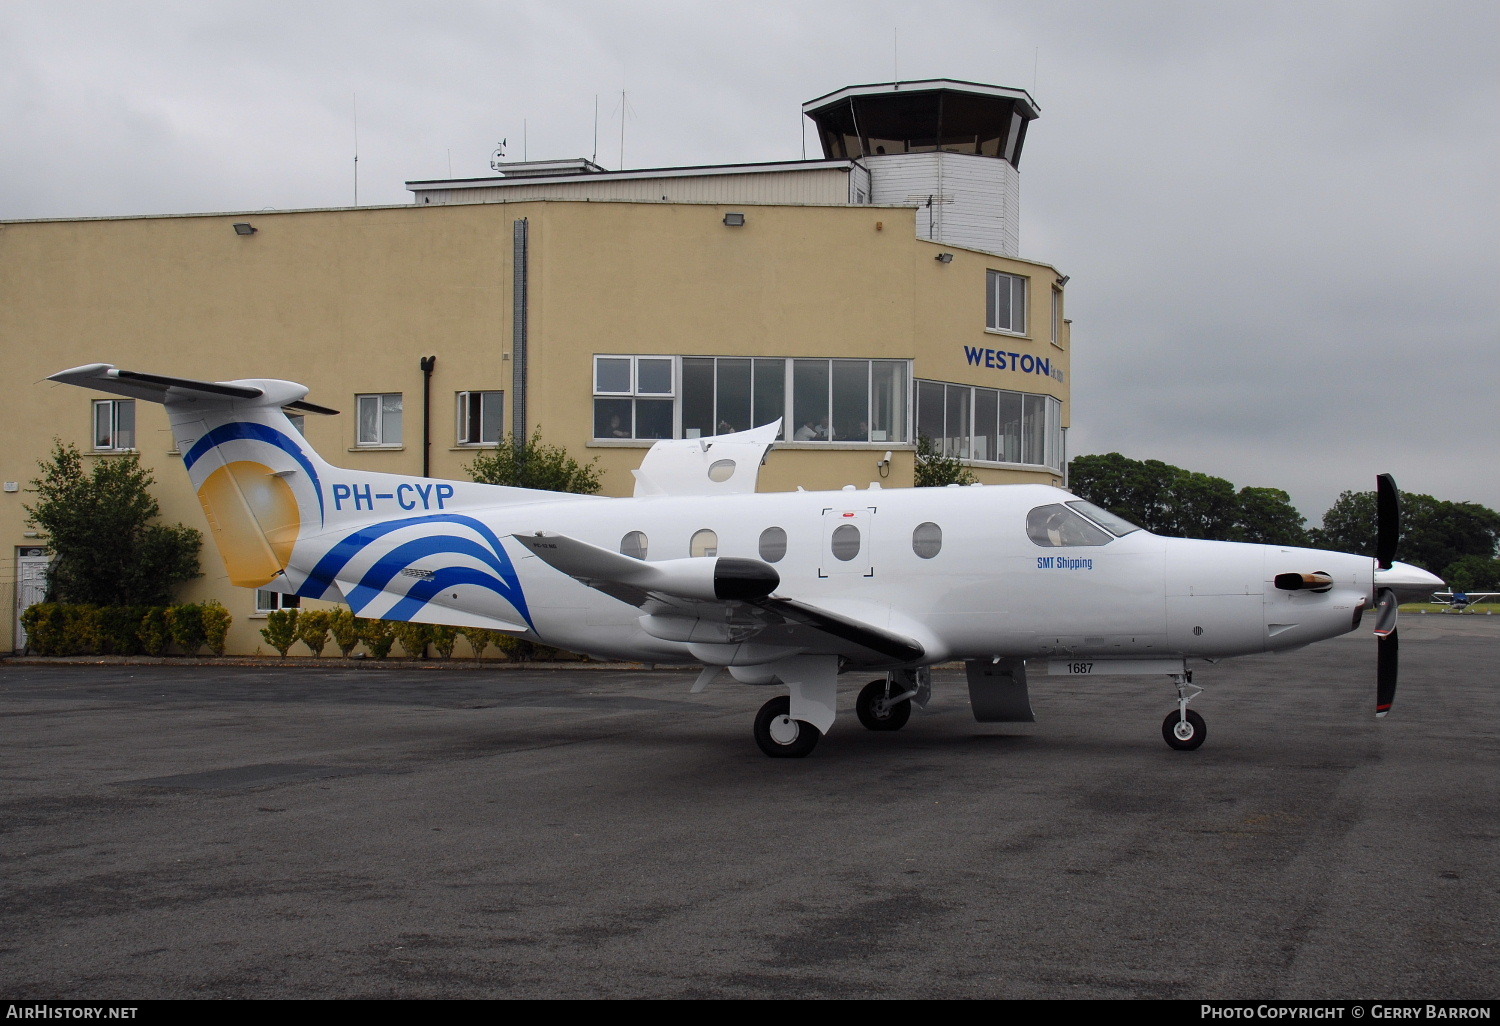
893;28;898;84
592;94;599;164
352;93;359;206
490;138;507;172
614;89;635;169
523;119;528;162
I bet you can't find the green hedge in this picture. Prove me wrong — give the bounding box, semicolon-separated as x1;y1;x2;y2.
19;602;578;660
19;601;234;657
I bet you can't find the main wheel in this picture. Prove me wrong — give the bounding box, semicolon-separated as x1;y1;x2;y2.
1161;709;1207;751
753;695;821;758
856;678;911;732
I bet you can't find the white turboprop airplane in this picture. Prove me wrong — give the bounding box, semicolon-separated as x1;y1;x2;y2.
48;364;1444;757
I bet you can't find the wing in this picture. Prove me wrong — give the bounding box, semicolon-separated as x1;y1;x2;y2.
511;531;924;665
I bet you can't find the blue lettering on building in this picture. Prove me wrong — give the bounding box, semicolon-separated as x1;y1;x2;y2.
963;345;1060;381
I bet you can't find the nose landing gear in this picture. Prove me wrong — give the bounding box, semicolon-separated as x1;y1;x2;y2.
1162;672;1206;751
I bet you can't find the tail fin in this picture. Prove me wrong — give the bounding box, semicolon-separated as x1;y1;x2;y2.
48;364;336;589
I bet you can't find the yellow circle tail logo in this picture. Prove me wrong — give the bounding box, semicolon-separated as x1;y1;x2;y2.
196;461;302;587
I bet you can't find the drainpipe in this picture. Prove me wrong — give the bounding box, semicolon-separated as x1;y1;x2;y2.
512;218;529;452
419;355;436;478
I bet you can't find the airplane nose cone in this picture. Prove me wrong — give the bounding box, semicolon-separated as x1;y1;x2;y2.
1374;561;1445;603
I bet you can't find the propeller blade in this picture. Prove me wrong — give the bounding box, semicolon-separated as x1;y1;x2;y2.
1377;628;1398;717
1376;473;1400;570
1373;588;1399;637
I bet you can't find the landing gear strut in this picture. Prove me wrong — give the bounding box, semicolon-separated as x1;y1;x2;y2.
1162;672;1206;751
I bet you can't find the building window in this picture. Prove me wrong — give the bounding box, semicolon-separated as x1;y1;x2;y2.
987;270;1028;335
92;399;136;451
672;356;909;444
457;390;504;446
286;413;307;436
1050;286;1063;347
255;590;301;613
356;393;403;447
593;356;674;440
916;379;1062;471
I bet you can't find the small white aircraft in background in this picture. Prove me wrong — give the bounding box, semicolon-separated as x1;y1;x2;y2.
49;364;1444;757
1432;591;1497;612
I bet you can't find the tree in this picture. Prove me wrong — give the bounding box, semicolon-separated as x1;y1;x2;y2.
25;442;201;606
914;436;977;487
1231;487;1308;546
466;428;603;493
1441;555;1500;592
1069;453;1308;544
1313;490;1500;573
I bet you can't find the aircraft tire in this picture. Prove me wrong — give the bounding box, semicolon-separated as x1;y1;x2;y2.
1161;709;1207;751
754;696;821;758
856;679;911;732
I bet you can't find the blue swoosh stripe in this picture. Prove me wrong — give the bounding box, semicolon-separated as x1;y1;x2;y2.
345;536;514;609
305;513;531;626
184;422;325;523
382;567;527;623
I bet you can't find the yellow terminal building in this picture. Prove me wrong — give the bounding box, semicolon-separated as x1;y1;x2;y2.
0;79;1072;654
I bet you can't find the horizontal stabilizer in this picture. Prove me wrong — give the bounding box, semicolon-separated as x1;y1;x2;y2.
49;363;337;414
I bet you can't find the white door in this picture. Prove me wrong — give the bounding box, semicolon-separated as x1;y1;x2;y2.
15;547;50;652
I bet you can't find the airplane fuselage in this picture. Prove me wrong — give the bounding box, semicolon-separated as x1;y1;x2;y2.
290;480;1373;669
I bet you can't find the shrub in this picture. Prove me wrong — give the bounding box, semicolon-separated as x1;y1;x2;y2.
20;603;68;656
357;617;395;660
63;605;101;655
260;608;299;657
461;627;495;659
97;606;145;655
139;607;171;657
393;621;430;659
201;601;232;656
429;624;459;659
296;609;334;657
330;609;361;657
166;603;207;655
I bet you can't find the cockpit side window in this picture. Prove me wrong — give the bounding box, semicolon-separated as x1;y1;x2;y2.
1065;499;1141;537
1027;504;1113;547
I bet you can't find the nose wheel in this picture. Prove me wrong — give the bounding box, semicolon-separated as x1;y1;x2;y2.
1162;708;1207;750
1162;672;1206;751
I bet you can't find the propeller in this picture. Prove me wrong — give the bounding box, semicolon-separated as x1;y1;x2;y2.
1371;474;1404;717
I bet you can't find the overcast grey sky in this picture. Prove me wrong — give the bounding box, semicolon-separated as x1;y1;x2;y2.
4;0;1496;524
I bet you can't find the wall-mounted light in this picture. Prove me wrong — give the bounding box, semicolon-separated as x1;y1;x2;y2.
935;252;954;263
1056;275;1070;287
232;223;257;236
722;212;746;227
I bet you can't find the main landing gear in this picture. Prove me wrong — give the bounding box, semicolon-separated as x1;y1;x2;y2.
1162;671;1206;751
855;678;913;731
753;696;821;758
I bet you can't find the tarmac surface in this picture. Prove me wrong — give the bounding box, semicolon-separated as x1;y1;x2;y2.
2;614;1497;1000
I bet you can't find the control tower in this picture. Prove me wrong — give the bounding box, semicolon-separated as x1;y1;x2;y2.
802;79;1039;257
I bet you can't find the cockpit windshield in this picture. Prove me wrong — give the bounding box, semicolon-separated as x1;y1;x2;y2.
1065;500;1142;537
1026;504;1113;547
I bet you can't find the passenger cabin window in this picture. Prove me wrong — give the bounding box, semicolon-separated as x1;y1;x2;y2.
620;531;648;560
758;527;788;563
690;529;718;557
1027;504;1112;547
912;522;942;559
